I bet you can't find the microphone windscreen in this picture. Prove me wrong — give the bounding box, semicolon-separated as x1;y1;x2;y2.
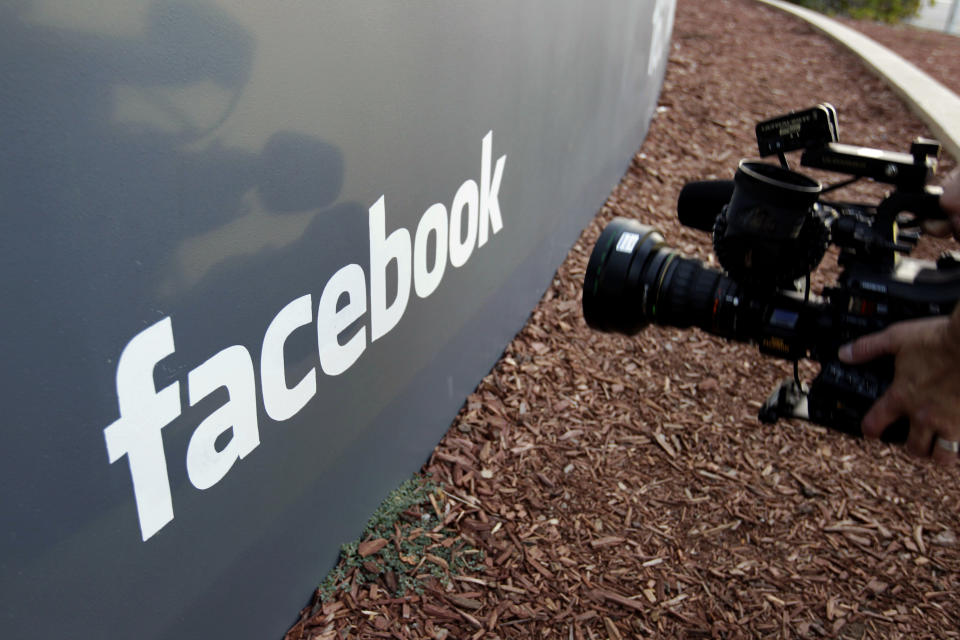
677;180;735;231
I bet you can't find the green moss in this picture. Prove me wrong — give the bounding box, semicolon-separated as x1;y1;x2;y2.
318;473;485;601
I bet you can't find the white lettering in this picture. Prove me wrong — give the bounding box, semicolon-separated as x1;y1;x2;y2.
413;203;448;298
369;196;412;342
104;131;509;541
449;179;479;268
261;294;316;421
186;345;259;490
103;317;180;541
317;263;367;375
648;0;676;77
860;282;887;293
478;130;506;247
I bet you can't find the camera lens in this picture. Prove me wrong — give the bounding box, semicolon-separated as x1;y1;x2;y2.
582;218;744;337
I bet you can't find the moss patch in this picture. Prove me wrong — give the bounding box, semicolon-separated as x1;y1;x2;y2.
319;474;485;600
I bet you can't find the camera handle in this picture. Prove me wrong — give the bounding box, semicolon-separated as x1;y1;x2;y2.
879;185;945;229
758;359;908;444
835;186;946;269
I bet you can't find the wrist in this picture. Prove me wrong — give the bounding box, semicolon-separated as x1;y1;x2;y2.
946;305;960;350
942;168;960;218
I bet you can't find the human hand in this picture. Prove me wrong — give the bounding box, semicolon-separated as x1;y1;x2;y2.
838;311;960;464
922;168;960;240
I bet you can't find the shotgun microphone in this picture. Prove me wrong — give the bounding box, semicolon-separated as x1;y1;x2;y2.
677;179;735;231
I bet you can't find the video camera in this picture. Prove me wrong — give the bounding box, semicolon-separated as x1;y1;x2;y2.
582;104;960;443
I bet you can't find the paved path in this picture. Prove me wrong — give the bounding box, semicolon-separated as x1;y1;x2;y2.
757;0;960;161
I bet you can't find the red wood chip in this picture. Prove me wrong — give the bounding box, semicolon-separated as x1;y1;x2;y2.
358;538;389;558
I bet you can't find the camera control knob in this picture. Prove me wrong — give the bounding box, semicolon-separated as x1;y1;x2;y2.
896;230;920;246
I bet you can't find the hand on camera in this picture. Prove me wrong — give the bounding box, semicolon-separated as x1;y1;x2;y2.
922;168;960;240
839;311;960;464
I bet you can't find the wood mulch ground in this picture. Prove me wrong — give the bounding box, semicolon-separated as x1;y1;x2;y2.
285;1;960;638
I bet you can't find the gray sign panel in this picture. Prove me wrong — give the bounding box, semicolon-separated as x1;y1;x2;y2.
0;0;674;638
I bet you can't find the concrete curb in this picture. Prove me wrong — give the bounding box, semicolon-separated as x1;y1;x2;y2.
757;0;960;162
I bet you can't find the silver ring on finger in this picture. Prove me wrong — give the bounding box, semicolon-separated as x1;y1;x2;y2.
934;437;960;454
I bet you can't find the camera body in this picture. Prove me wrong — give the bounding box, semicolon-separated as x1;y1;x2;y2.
583;105;960;442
